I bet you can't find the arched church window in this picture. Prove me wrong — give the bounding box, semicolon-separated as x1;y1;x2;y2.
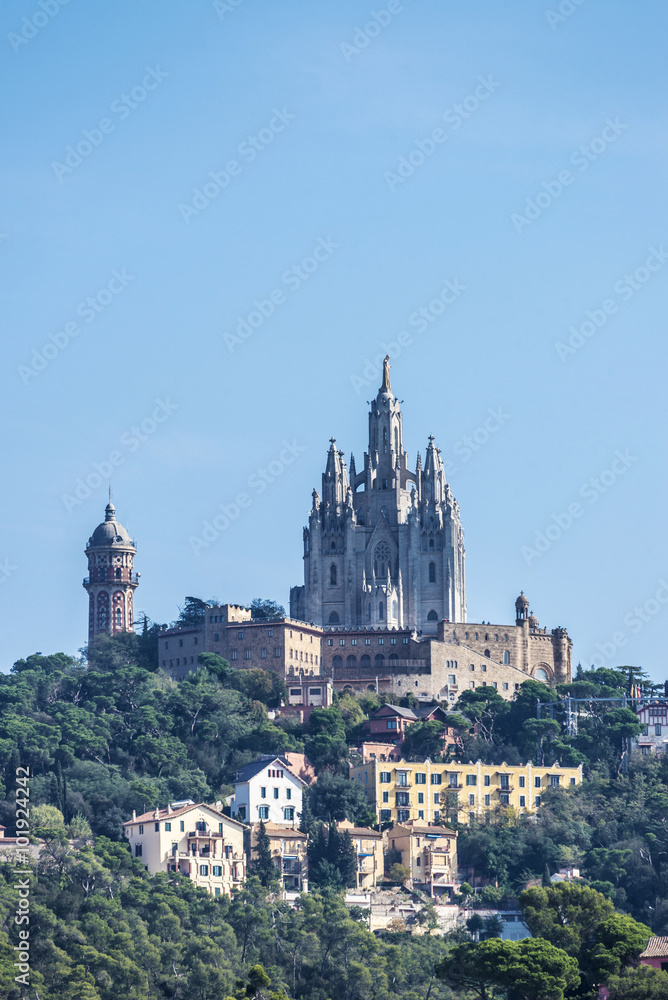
115;608;122;627
389;653;398;661
378;601;385;619
332;655;342;669
360;654;371;667
534;667;548;681
328;611;339;624
380;505;389;520
503;651;510;664
374;541;390;578
346;655;357;669
115;568;121;579
331;540;336;551
429;538;434;550
484;649;491;658
374;653;385;666
427;610;438;621
428;561;436;583
330;564;337;586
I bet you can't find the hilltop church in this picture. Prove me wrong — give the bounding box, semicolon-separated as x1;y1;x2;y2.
83;358;572;701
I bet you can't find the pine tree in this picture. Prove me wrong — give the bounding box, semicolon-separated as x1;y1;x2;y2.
326;823;340;866
338;829;358;889
249;821;276;887
542;864;552;888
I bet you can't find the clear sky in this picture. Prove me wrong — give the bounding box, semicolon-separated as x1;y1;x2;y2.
2;0;667;680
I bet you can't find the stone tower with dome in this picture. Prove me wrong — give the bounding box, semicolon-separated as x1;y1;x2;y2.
290;357;466;632
83;501;139;645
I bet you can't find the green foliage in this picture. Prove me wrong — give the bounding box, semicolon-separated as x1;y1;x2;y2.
388;863;411;884
250;598;286;620
606;965;668;999
306;771;372;825
436;938;580;1000
400;720;448;760
249;822;277;888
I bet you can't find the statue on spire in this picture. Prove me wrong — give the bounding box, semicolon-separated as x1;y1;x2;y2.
382;354;391;391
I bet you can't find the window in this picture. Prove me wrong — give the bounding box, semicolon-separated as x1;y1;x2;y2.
244;649;251;660
378;637;384;645
500;793;510;805
519;796;526;807
535;776;541;788
481;664;487;672
286;788;292;801
135;844;142;857
155;822;159;832
570;777;576;786
261;648;267;658
329;611;340;624
138;824;144;834
428;561;436;583
380;809;391;822
519;776;525;788
380;771;391;783
503;651;510;664
398;809;410;822
284;807;294;821
484;794;491;806
330;564;337;585
433;810;440;822
365;638;371;645
402;637;409;644
484;775;491;787
466;774;476;786
418;809;424;819
500;775;510;790
433;792;440;805
549;775;560;787
417;792;424;803
535;795;541;807
656;725;663;736
427;609;438;621
416;856;421;867
470;664;475;671
274;648;281;657
268;629;273;637
397;771;408;786
390;637;396;645
165;822;171;832
382;791;389;803
503;682;508;690
449;774;459;788
469;794;475;806
213;866;222;877
396;792;410;806
431;773;441;785
386;719;397;730
470;681;475;689
231;650;238;660
238;807;246;820
273;788;279;799
180;821;184;832
327;639;334;646
200;865;209;876
448;675;456;685
260;787;267;798
379;601;385;619
415;772;426;784
258;806;269;820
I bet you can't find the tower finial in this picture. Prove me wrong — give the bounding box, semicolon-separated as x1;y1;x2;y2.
382;355;391;391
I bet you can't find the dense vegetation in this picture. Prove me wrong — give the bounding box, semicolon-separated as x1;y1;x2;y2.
1;625;668;997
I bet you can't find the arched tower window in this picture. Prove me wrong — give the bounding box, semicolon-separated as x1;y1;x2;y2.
328;611;340;624
503;650;510;664
374;541;390;578
330;564;337;586
375;653;385;666
332;655;342;669
115;607;122;628
429;538;434;550
346;655;357;669
484;649;491;658
428;561;436;583
330;540;336;551
427;609;438;621
383;427;387;453
378;601;385;619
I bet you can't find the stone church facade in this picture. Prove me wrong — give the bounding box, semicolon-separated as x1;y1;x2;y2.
290;357;466;633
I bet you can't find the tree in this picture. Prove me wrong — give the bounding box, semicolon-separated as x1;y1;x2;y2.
389;863;411;885
436;938;579;1000
338;830;358;888
606;965;668;999
250;599;286;620
174;596;211;628
307;771;372;824
401;720;448;760
249;821;276;887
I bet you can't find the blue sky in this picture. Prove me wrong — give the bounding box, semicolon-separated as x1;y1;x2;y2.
2;0;667;680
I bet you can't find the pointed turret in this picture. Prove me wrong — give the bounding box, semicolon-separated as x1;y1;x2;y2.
422;435;445;503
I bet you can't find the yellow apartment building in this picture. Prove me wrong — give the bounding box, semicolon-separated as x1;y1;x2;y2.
350;758;583;826
387;821;457;898
337;819;383;891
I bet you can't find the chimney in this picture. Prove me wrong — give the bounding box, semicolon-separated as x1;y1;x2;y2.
132;810;136;821
167;803;173;814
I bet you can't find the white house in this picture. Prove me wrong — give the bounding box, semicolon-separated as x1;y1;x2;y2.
635;701;668;756
123;800;246;897
231;755;305;827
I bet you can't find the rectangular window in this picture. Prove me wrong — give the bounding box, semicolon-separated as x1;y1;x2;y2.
500;775;510;790
238;806;246;820
570;777;576;786
180;820;184;832
200;865;209;876
380;809;391;822
165;822;171;832
417;792;424;804
237;630;244;639
484;775;491;787
258;806;269;820
214;633;220;642
397;771;408;786
213;866;222;877
396;792;410;806
268;629;273;637
261;648;267;658
433;792;439;805
378;638;384;645
155;822;159;832
339;639;345;646
290;688;301;696
382;791;389;803
468;794;475;806
418;810;424;819
416;772;426;784
481;664;487;672
284;807;294;821
309;687;322;694
244;649;251;660
380;771;391;783
386;720;397;730
449;774;459;788
466;774;476;786
286;788;291;800
327;639;333;646
260;787;266;798
519;776;525;788
500;793;510;805
398;809;410;822
656;725;663;736
519;795;526;807
535;795;541;807
274;648;281;657
231;650;238;660
431;773;441;785
550;776;560;787
364;771;368;784
219;823;223;833
535;776;541;788
135;844;142;857
138;824;144;834
365;638;371;645
390;637;396;644
351;638;357;645
448;675;456;685
503;682;508;690
433;810;440;822
403;637;409;644
273;788;279;799
484;794;491;806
